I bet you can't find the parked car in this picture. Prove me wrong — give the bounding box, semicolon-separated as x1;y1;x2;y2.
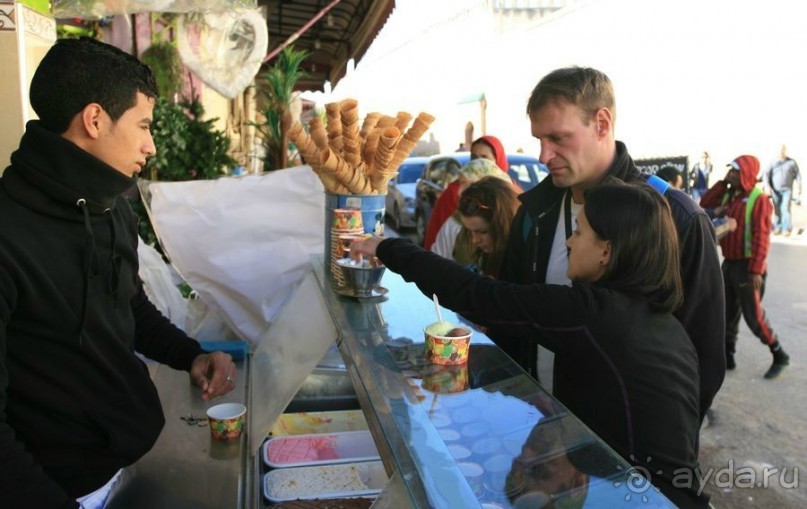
385;156;428;231
414;152;548;245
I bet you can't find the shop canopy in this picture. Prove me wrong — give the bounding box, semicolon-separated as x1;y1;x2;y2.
260;0;395;91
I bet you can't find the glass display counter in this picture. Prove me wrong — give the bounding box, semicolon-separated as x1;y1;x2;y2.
110;255;675;508
250;256;674;508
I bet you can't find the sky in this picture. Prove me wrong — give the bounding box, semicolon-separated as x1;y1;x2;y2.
304;0;807;171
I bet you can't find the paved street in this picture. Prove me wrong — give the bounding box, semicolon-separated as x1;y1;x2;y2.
700;211;807;508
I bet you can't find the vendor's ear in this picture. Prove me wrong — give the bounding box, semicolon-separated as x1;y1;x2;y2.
80;103;105;140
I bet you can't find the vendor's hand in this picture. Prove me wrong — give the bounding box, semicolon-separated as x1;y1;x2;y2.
349;236;385;264
749;273;763;292
190;351;236;401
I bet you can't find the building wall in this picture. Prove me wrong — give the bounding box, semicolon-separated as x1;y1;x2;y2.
0;2;55;171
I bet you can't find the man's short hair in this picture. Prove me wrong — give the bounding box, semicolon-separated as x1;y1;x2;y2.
526;66;616;125
656;165;683;185
30;37;158;134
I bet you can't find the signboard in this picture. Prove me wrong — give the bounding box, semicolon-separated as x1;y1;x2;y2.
634;155;689;191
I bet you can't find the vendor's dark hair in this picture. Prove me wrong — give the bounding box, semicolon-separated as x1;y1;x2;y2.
584;183;683;312
30;37;158;134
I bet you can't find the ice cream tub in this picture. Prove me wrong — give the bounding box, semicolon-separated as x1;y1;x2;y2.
263;460;387;502
263;430;380;468
269;410;369;437
423;322;472;365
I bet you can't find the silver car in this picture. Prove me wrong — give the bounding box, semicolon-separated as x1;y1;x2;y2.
385;156;428;231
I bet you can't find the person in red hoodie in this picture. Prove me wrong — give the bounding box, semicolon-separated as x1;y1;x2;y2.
423;135;510;250
700;155;790;379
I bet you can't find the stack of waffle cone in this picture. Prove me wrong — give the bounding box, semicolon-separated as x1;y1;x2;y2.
289;122;348;194
288;99;435;195
340;100;362;167
325;103;343;154
369;127;401;194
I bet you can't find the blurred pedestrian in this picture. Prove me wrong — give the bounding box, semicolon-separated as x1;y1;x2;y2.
433;175;520;277
656;165;685;190
496;66;724;424
423;135;511;251
689;151;712;201
762;144;801;236
700;155;790;379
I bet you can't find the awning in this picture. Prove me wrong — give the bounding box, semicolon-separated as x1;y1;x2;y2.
259;0;395;91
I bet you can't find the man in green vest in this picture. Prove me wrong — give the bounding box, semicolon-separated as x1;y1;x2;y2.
700;155;790;379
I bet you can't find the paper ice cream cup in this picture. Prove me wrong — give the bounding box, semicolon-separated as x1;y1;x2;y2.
424;322;472;365
331;208;363;231
207;403;246;441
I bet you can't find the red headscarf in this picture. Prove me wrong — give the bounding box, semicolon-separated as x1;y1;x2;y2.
474;135;508;172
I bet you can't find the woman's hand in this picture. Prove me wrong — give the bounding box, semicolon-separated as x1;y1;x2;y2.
349;236;384;264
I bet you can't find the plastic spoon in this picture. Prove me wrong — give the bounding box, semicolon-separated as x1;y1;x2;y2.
432;294;443;324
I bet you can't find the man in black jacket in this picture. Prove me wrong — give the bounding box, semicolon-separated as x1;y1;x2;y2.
0;38;236;508
495;66;725;424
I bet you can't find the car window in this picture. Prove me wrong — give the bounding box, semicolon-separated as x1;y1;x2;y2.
441;159;462;188
426;160;449;184
509;163;534;187
506;157;548;191
397;163;425;184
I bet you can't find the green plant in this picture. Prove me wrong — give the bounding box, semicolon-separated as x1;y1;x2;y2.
145;96;234;181
140;41;183;99
252;45;309;172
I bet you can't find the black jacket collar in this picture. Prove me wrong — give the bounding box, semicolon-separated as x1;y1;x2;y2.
518;140;639;217
2;121;135;219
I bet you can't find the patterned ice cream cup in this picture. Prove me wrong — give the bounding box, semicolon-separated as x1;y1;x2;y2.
207;403;246;441
424;323;472;365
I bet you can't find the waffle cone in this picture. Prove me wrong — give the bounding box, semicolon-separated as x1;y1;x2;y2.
394;111;413;132
309;118;329;151
376;115;397;128
360;112;381;142
371;127;400;175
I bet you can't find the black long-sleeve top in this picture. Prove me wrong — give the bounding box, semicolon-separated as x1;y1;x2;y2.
497;141;725;423
377;237;709;508
0;122;205;508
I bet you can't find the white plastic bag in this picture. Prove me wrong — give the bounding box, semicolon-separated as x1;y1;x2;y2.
145;165;325;345
137;237;188;330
